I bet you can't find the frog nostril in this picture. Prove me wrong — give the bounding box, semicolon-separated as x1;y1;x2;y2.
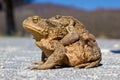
32;16;40;23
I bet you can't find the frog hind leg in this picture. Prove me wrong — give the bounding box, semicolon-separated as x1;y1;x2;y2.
32;61;44;65
28;43;68;70
75;58;101;69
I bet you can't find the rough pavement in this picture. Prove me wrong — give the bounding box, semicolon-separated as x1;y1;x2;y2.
0;37;120;80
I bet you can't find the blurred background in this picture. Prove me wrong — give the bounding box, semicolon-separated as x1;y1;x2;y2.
0;0;120;38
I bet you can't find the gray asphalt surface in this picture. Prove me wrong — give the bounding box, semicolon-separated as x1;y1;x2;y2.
0;37;120;80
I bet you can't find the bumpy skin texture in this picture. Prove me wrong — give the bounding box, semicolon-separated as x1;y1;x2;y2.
23;15;102;70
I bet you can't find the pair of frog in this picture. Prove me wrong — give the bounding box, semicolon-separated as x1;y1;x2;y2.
23;15;101;70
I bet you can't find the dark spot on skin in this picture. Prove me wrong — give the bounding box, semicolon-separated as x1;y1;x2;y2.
51;45;54;48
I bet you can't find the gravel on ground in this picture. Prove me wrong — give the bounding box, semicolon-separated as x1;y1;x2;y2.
0;37;120;80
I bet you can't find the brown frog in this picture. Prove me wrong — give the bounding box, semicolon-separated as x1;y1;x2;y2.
23;15;102;70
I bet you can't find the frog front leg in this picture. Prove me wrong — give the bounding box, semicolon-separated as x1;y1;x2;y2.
32;52;47;65
32;41;49;65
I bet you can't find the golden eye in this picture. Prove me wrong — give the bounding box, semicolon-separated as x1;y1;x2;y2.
32;16;40;23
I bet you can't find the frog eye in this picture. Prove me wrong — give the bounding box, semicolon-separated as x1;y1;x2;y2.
32;16;40;23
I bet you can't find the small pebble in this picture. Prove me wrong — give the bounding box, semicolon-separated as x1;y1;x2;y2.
114;44;120;48
0;65;5;69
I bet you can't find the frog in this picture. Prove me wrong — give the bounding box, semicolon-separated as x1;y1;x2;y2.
23;15;102;70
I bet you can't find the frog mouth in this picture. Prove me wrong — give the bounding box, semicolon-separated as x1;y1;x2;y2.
23;23;43;41
23;24;40;34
